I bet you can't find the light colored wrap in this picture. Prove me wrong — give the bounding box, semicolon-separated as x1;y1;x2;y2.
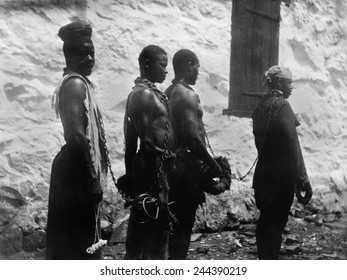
51;72;107;190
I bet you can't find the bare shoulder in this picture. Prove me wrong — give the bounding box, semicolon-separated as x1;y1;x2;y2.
61;76;87;101
129;87;155;105
132;87;154;100
127;87;156;116
170;84;198;108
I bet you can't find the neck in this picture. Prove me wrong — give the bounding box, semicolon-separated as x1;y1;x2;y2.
268;88;283;97
135;77;159;92
173;78;193;89
63;66;79;76
64;65;88;78
140;72;155;84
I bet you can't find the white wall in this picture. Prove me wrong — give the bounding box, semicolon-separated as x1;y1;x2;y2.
0;0;346;237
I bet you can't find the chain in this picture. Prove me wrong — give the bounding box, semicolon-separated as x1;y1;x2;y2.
98;114;119;189
204;125;216;158
233;97;278;181
153;90;171;184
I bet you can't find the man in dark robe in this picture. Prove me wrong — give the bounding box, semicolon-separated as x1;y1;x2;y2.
252;65;313;260
164;49;224;259
46;21;107;260
123;45;176;259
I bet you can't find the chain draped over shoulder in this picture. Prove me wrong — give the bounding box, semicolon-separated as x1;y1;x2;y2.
133;77;169;107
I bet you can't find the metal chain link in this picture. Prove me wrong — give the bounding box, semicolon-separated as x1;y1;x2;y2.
233;97;278;181
153;90;171;184
204;125;216;158
98;114;118;189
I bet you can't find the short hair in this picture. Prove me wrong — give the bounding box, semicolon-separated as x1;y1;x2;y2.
138;45;167;68
173;49;198;76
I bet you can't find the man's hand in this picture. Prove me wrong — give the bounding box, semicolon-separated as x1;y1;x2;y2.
117;173;133;199
295;179;312;205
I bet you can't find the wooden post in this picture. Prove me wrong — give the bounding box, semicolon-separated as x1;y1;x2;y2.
223;0;282;117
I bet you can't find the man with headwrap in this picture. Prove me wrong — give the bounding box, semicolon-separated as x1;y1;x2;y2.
122;45;176;259
165;49;230;259
46;21;107;260
252;65;313;260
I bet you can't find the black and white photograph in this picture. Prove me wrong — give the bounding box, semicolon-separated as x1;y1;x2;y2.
0;0;346;278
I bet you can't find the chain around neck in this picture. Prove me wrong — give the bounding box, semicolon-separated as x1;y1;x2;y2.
172;79;194;91
134;77;168;105
270;89;284;98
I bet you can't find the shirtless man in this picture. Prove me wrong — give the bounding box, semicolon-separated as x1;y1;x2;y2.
165;49;222;259
123;45;176;259
47;21;107;259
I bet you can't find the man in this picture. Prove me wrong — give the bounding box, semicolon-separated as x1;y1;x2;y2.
47;21;107;259
165;49;223;259
252;65;313;260
123;45;176;259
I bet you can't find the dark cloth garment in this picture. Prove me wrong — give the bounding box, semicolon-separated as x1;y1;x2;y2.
252;94;308;259
168;200;199;259
168;148;205;259
255;183;294;259
252;95;308;190
125;151;172;260
169;148;205;205
46;145;101;260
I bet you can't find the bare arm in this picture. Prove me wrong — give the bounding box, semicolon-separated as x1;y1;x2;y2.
60;77;102;204
126;89;157;179
124;98;138;175
174;90;221;176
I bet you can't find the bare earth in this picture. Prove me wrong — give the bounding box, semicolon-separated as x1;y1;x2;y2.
103;213;347;260
5;213;346;260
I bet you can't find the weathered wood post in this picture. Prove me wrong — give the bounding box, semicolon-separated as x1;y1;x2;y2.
223;0;283;117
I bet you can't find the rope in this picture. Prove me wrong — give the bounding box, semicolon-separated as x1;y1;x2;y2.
86;204;107;254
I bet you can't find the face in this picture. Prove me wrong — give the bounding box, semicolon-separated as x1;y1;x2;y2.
148;53;168;83
70;40;95;76
185;60;200;85
280;78;293;99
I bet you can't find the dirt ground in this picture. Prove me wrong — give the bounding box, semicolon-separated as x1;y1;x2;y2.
4;212;346;260
103;213;347;260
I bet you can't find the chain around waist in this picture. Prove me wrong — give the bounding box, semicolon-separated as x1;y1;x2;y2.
154;146;176;159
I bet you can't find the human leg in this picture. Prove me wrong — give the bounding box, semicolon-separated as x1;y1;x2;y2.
255;185;294;259
125;155;170;259
168;200;199;259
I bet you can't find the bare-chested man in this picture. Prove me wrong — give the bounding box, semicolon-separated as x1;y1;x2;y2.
165;49;223;259
123;45;176;259
47;21;107;259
